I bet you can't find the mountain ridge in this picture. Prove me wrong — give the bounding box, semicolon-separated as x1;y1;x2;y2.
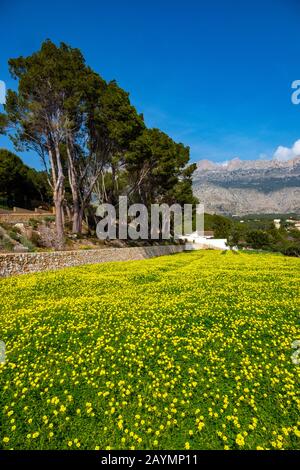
193;156;300;216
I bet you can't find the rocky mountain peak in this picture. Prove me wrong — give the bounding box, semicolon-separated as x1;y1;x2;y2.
193;157;300;215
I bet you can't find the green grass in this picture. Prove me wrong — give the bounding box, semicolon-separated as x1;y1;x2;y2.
0;251;299;450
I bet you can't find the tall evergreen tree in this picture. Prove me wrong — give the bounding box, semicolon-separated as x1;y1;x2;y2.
1;40;197;243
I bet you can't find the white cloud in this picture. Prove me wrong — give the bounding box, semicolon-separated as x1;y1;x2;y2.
273;139;300;161
292;139;300;155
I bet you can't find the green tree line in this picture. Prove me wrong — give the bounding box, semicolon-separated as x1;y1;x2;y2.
0;40;196;248
0;148;50;209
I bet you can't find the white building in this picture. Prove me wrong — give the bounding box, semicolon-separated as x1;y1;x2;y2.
273;219;281;229
180;231;230;251
285;219;300;231
294;222;300;231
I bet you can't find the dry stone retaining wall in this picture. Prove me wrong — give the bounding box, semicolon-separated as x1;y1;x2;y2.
0;245;186;278
0;213;53;224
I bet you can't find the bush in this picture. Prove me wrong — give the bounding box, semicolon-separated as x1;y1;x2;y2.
289;229;300;241
30;231;42;247
8;229;20;241
212;215;232;238
43;216;55;224
282;244;300;258
0;238;14;251
245;230;271;249
28;218;39;229
19;235;36;252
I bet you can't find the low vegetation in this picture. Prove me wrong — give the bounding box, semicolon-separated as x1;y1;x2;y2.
204;213;300;257
0;251;299;450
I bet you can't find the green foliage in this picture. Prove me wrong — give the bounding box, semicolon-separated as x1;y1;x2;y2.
30;231;42;247
2;41;184;231
28;218;39;229
245;230;271;249
210;214;232;238
227;225;245;248
0;148;50;208
18;235;35;252
1;39;197;238
43;216;55;223
282;244;300;257
0;228;14;251
230;219;300;257
126;128;196;207
0;238;14;251
289;229;300;241
8;228;20;241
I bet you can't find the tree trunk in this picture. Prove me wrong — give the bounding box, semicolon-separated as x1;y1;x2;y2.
53;143;65;249
65;203;72;220
54;196;64;249
66;141;83;234
47;147;64;249
72;198;83;234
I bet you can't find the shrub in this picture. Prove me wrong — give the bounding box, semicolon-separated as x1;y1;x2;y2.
28;218;39;229
43;215;55;224
245;230;271;249
0;238;14;251
282;244;300;258
19;235;36;252
8;229;20;241
30;231;42;247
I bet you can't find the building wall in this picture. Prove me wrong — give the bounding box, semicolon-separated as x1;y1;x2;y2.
184;237;229;250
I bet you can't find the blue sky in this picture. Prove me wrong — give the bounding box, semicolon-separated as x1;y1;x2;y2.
0;0;300;168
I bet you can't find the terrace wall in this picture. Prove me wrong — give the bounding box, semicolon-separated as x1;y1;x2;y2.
0;245;186;278
0;213;54;224
0;207;54;224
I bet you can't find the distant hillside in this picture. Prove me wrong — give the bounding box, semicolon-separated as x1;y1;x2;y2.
193;157;300;216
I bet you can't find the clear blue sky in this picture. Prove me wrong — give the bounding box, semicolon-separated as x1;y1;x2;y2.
0;0;300;168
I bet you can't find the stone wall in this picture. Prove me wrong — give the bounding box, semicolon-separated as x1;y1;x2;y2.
0;245;186;278
0;207;54;224
0;213;54;224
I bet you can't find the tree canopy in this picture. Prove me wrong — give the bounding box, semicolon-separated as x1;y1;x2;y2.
1;40;197;246
0;149;50;208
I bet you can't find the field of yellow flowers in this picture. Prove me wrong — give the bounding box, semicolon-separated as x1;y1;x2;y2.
0;250;299;450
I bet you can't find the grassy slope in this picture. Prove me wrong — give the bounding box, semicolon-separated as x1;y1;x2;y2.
0;251;299;450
